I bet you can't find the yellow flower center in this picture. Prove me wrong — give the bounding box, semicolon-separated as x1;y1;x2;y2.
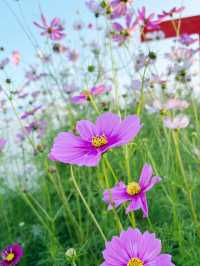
5;252;15;262
47;27;53;34
126;182;141;196
92;135;108;148
82;90;91;98
127;257;144;266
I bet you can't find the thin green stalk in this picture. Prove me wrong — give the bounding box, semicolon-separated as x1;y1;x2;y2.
136;66;147;115
104;155;118;182
172;131;200;236
70;166;107;242
89;94;100;114
102;160;123;232
21;192;52;235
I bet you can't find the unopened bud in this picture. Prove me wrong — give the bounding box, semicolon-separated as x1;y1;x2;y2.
65;248;76;259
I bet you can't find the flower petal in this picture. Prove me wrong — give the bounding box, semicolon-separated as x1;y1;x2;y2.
49;132;100;166
138;231;161;262
113;115;142;146
76;120;97;141
96;112;121;137
155;254;175;266
140;193;149;218
139;164;153;188
103;181;130;209
143;176;161;193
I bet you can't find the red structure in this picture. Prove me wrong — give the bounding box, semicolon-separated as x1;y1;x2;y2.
141;15;200;42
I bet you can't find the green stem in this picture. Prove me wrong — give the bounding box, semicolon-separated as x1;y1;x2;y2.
89;94;100;114
70;166;107;242
136;66;147;115
102;160;123;232
172;131;200;235
104;155;118;182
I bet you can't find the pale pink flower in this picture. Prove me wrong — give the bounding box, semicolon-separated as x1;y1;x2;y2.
164;115;189;129
165;99;189;110
33;14;65;41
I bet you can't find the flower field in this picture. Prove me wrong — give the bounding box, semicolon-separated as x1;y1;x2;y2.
0;1;200;265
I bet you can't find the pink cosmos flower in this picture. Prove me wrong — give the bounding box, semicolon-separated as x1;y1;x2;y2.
163;115;189;129
25;120;47;139
11;51;21;65
101;227;174;266
20;106;42;120
33;14;65;41
138;7;161;30
0;139;6;151
112;12;138;44
147;98;189;113
103;164;161;217
0;58;9;70
87;23;94;29
49;112;142;167
178;34;198;46
110;0;133;19
73;21;85;31
85;0;104;17
71;84;111;104
158;6;185;19
165;99;189;110
0;243;23;266
67;49;79;62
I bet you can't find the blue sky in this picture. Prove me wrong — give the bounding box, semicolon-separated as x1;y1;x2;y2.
0;0;199;82
0;0;199;57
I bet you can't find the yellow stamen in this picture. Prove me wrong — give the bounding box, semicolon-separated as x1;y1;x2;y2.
82;90;91;97
127;257;144;266
126;182;141;196
47;27;53;34
5;252;15;262
92;135;108;148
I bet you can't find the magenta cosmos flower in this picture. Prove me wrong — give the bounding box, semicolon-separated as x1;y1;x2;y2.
49;112;142;167
33;14;65;41
112;13;138;44
71;84;111;104
0;244;23;266
138;7;161;30
0;139;6;152
101;227;175;266
103;164;161;217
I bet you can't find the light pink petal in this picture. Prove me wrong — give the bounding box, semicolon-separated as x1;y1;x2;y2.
117;115;142;143
112;22;123;32
138;231;161;261
49;132;100;167
96;112;121;137
143;176;161;192
139;164;153;188
126;196;141;214
76;120;97;141
155;254;175;266
140;193;148;218
71;95;87;104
